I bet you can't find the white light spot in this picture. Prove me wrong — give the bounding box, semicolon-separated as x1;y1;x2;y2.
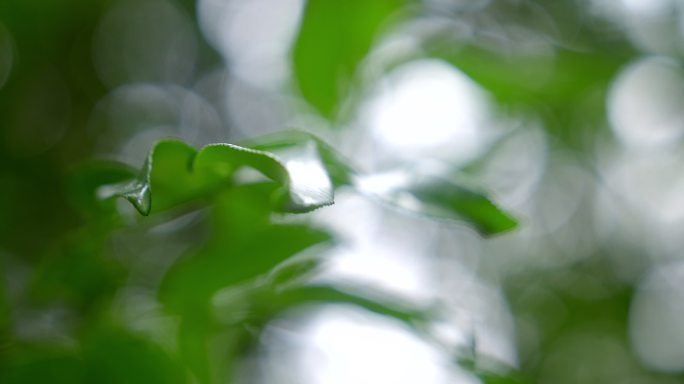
608;56;684;150
285;157;334;207
621;0;671;16
294;307;479;384
630;262;684;372
198;0;303;88
364;59;490;161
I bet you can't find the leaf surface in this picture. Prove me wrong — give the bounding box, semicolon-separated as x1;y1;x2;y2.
99;138;335;216
293;0;403;118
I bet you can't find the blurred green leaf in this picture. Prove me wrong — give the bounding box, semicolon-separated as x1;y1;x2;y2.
160;224;332;312
293;0;403;118
271;284;428;326
472;371;531;384
429;43;628;149
84;328;185;384
428;39;626;107
358;172;517;236
0;255;9;338
213;282;429;338
177;314;212;384
159;185;333;313
98;137;335;216
29;238;124;311
0;349;85;384
266;257;322;288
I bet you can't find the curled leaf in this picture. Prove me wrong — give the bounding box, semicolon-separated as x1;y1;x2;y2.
99;138;335;216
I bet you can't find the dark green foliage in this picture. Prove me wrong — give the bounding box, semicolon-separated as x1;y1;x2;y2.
0;349;85;384
83;329;186;384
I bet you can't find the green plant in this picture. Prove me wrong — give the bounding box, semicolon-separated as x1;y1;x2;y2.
7;0;678;383
58;129;516;383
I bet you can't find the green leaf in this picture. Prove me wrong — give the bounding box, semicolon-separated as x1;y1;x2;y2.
97;140;204;216
160;218;333;314
98;137;335;216
29;238;124;311
84;328;185;384
427;43;628;149
357;171;517;236
250;131;517;235
87;131;516;235
429;44;624;107
0;349;85;384
266;257;322;289
160;185;331;312
293;0;403;119
213;283;429;331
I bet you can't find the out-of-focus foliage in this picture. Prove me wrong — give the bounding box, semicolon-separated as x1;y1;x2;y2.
293;0;405;119
4;0;684;383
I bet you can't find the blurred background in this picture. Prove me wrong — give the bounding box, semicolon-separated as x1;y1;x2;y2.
3;0;684;383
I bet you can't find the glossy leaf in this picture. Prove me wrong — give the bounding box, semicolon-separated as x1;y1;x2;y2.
293;0;403;118
89;131;517;236
98;137;335;216
245;130;356;187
